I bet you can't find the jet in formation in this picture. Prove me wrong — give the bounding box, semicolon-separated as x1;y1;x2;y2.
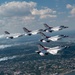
4;23;70;56
35;43;70;56
23;27;44;36
38;32;69;42
44;23;68;32
4;31;24;39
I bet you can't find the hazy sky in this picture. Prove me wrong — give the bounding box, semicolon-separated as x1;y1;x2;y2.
0;0;75;34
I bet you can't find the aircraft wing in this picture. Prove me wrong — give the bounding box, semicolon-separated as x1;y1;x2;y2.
47;46;61;55
48;35;60;41
51;26;60;31
13;34;23;38
31;30;40;35
47;49;59;55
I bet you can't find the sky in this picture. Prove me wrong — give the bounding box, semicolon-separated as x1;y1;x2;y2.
0;0;75;34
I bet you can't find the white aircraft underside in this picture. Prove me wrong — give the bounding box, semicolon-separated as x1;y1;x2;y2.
48;35;61;41
31;30;39;35
26;30;42;35
47;46;62;55
50;27;61;31
37;46;65;56
6;33;23;39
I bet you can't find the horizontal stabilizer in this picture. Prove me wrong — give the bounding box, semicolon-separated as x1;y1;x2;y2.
38;43;44;48
23;27;31;33
38;32;49;38
38;43;48;50
5;31;10;34
44;23;52;29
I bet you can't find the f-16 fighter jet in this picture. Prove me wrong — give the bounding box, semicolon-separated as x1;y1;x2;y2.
38;32;68;42
23;27;44;36
44;23;68;32
35;43;70;56
4;31;23;39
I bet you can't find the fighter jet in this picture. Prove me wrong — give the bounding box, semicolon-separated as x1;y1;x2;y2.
4;31;23;39
23;27;44;36
38;32;68;42
35;43;70;56
44;23;68;32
